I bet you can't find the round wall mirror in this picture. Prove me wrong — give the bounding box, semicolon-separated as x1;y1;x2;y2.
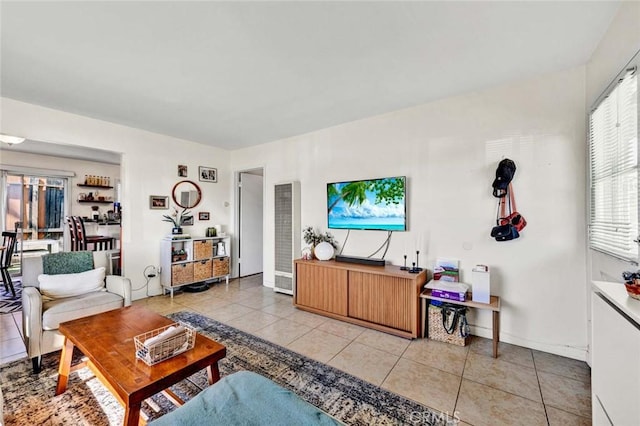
172;180;202;209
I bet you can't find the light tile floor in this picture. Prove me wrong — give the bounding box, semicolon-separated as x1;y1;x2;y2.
0;274;592;425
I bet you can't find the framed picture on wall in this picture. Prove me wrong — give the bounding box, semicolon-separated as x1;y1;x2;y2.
199;212;210;221
149;195;169;209
182;216;194;226
178;164;188;177
199;166;217;183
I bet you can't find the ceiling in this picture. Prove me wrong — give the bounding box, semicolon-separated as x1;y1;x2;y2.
0;1;620;151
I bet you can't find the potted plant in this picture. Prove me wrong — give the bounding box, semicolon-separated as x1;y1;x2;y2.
302;226;338;260
162;207;193;234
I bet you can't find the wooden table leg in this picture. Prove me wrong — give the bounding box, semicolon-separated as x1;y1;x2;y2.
421;298;426;339
492;310;500;358
123;402;141;426
55;338;74;395
207;362;221;385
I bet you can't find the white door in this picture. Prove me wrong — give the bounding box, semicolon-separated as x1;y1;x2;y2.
239;172;263;277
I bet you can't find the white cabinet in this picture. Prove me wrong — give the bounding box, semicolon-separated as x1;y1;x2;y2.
160;236;230;297
591;282;640;425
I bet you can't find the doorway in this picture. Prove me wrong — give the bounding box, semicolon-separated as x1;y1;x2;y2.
1;140;123;276
2;172;68;275
237;169;264;278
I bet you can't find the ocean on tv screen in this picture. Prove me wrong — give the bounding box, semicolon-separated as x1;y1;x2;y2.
328;216;405;231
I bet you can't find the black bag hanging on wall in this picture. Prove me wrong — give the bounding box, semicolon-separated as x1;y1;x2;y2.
492;158;516;198
490;188;520;241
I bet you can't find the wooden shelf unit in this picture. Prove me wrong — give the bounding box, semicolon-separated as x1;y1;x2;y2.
294;259;427;338
419;288;501;357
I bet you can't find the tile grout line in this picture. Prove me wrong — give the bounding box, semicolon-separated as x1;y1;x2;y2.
377;340;407;390
532;351;551;426
452;345;471;425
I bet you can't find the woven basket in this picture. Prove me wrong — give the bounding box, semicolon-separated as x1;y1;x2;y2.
193;240;213;261
171;262;194;285
427;305;470;346
213;257;229;276
134;323;196;366
194;259;213;281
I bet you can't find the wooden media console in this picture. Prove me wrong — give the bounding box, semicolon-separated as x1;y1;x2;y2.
294;259;428;338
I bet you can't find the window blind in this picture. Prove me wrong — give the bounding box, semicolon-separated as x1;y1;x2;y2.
589;67;638;261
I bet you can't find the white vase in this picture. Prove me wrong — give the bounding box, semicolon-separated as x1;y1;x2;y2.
314;242;335;261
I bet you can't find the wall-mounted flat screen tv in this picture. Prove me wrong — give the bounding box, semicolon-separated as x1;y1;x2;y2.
327;176;406;231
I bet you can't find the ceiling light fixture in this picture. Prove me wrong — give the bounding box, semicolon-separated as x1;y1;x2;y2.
0;134;26;145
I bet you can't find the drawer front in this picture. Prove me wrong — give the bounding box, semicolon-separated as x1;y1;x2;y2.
171;262;194;285
213;257;229;276
193;240;213;260
194;259;213;281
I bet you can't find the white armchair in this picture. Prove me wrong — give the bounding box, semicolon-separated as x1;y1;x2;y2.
21;251;131;373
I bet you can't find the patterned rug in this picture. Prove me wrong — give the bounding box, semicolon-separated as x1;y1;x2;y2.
0;311;451;425
0;279;21;314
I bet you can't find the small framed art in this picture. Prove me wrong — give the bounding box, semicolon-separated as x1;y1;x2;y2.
199;166;217;183
150;195;169;209
199;212;210;221
178;164;188;177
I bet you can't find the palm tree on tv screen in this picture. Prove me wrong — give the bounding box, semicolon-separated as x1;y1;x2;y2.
327;178;404;214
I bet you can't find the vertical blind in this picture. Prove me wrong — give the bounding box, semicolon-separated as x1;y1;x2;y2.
589;67;638;261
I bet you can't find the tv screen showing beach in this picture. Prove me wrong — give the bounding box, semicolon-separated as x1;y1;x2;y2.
327;176;406;231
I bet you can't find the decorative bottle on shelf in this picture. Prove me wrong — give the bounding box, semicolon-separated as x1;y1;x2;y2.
84;175;88;185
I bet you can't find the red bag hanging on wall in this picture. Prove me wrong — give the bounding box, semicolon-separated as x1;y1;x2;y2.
500;183;527;232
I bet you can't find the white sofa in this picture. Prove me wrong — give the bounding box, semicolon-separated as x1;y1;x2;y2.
21;251;131;372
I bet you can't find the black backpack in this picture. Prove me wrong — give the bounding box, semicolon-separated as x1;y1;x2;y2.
492;159;516;198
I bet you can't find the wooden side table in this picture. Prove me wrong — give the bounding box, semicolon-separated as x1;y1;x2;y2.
420;288;501;358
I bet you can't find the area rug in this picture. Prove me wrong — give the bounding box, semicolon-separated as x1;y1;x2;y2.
0;279;21;314
0;311;450;425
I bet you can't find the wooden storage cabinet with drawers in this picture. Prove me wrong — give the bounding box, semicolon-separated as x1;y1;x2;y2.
161;236;230;297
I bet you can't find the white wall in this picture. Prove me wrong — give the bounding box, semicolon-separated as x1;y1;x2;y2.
0;98;233;300
232;67;588;359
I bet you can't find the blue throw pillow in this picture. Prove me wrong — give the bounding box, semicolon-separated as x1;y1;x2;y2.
42;251;94;275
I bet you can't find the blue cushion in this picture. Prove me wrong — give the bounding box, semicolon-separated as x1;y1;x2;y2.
42;251;94;275
150;371;341;425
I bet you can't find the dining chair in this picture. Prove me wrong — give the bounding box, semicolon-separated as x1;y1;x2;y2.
0;231;18;297
66;216;115;251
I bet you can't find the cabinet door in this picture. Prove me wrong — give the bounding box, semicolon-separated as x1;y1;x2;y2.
592;293;640;425
348;271;413;331
296;263;348;316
